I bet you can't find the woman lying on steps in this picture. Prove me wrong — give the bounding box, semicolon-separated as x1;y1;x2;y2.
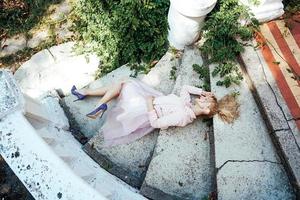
71;78;238;146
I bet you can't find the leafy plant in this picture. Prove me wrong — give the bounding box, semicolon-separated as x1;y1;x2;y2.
72;0;169;78
283;0;300;14
193;64;210;91
199;0;259;87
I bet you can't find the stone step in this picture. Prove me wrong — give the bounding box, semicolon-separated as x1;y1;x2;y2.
240;39;300;195
209;62;295;199
34;125;145;200
62;51;181;188
39;91;70;130
140;47;213;199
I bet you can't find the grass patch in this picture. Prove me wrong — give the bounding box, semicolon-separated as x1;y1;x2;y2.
0;0;63;39
0;0;75;70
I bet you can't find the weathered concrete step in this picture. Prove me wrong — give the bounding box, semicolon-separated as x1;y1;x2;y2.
210;61;295;199
34;125;145;200
140;47;213;199
62;51;181;188
14;42;100;99
240;40;300;197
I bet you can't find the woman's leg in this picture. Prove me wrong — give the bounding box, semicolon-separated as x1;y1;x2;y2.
96;81;124;106
79;78;128;97
86;81;124;118
81;85;110;97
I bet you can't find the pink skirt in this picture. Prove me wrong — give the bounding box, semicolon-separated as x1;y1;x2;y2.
101;79;163;147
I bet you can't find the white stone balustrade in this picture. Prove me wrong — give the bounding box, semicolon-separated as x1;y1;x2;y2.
239;0;284;22
167;0;217;50
0;70;146;200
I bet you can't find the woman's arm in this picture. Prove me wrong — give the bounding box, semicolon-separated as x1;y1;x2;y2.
180;85;203;103
148;111;182;129
180;85;214;103
146;96;187;129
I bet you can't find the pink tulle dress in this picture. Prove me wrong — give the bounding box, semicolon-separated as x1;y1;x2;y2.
101;79;204;147
101;79;163;146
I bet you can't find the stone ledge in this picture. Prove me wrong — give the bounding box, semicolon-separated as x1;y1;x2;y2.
240;41;300;196
274;130;300;196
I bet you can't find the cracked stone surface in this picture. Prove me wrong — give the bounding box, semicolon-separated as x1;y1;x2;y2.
14;42;100;99
210;61;295;198
210;62;280;167
217;162;295;200
62;52;179;188
241;40;300;193
141;47;213;199
241;41;294;127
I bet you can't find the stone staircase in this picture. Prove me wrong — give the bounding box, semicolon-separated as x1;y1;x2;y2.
11;43;297;199
60;46;296;199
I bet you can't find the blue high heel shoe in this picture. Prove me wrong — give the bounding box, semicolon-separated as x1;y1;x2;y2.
71;85;87;102
86;104;108;119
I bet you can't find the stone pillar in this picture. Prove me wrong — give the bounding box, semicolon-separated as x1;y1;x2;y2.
167;0;217;50
239;0;284;22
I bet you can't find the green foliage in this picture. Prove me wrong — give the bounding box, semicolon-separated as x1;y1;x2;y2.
129;62;152;78
0;0;62;37
283;0;300;13
212;62;243;87
200;0;259;87
72;0;170;77
169;66;177;81
192;64;210;91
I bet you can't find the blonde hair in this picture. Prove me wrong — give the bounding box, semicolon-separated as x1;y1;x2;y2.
203;93;240;123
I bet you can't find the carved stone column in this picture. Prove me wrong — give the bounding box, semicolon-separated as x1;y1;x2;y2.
239;0;284;22
167;0;217;50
